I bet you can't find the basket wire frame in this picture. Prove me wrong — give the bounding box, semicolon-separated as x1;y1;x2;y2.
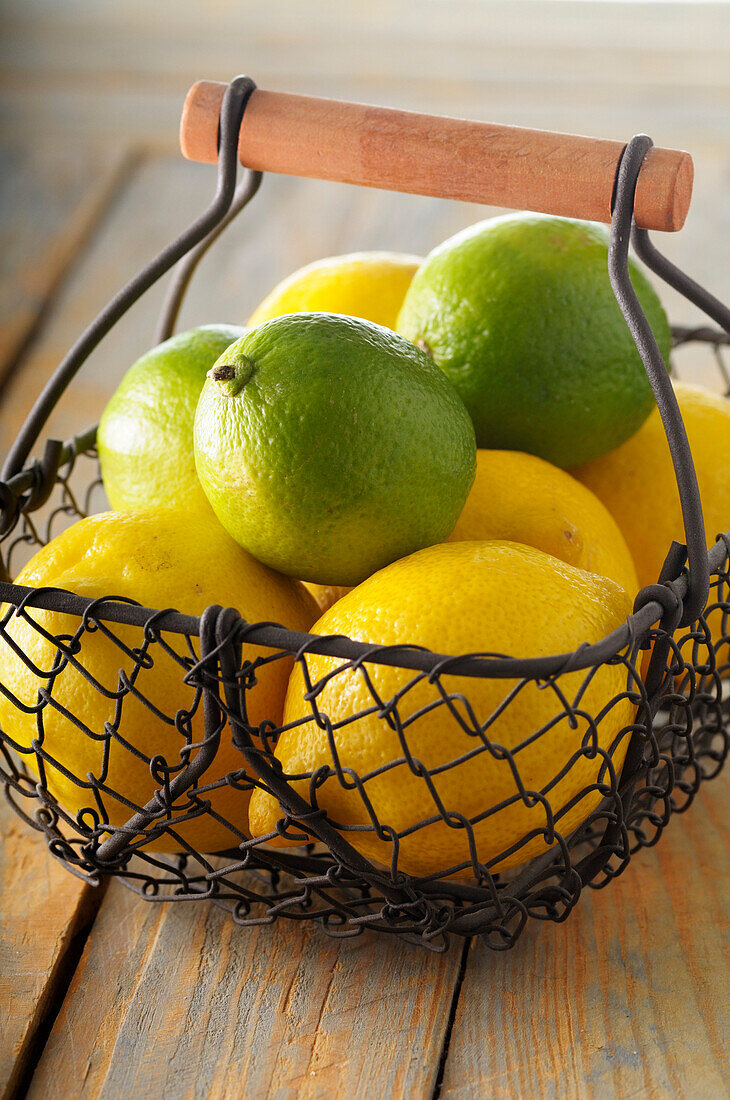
0;78;728;950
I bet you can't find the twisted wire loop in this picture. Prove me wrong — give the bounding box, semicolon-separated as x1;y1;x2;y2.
0;112;728;948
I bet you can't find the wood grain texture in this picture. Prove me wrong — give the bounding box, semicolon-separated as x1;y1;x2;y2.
180;82;693;232
439;768;730;1100
27;878;465;1099
0;139;128;1098
0;143;136;387
0;799;103;1100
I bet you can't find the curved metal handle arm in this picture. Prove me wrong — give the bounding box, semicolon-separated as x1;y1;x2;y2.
608;136;710;627
1;76;258;483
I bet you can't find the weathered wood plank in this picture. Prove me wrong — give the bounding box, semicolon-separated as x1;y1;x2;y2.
0;798;104;1100
0;142;136;386
0;139;132;1098
439;769;730;1100
26;878;465;1099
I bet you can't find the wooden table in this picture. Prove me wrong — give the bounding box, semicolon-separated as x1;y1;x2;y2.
1;131;729;1100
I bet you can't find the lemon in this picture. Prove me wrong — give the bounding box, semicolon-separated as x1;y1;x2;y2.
303;583;352;614
98;324;244;513
449;450;638;598
0;510;318;853
248;251;422;330
397;213;672;467
573;382;730;669
194;314;476;586
573;382;730;590
248;541;635;879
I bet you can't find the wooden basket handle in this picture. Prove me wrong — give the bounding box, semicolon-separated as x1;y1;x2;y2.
180;80;692;232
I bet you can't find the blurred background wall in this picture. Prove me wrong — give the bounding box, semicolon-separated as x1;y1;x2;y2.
2;0;729;149
1;0;729;446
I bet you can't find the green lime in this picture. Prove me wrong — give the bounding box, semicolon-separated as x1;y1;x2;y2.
396;213;672;468
193;313;476;585
98;324;244;512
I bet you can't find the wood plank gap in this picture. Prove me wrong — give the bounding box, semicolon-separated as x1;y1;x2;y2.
431;936;471;1100
0;146;142;397
0;791;111;1100
436;769;730;1100
8;877;109;1100
25;876;468;1099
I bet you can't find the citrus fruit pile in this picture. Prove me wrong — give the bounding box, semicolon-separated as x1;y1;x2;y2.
3;215;728;881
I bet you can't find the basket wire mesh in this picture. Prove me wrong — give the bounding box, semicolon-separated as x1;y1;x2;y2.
0;77;728;950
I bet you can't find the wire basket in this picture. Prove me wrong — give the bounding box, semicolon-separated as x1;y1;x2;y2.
0;78;728;951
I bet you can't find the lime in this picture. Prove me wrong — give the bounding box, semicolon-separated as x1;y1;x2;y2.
98;324;244;512
397;214;672;468
193;313;476;585
248;251;422;330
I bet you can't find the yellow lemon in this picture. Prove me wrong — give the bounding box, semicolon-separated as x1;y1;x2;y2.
303;582;352;614
247;251;422;330
248;541;635;879
0;510;318;852
448;450;638;598
573;382;730;591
